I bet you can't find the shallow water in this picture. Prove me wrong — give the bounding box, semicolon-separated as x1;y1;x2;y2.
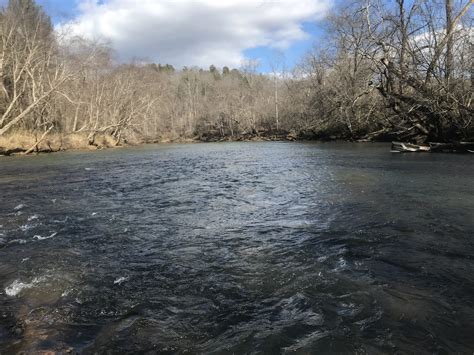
0;142;473;353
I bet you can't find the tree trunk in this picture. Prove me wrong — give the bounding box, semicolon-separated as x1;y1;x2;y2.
425;0;473;84
398;0;407;95
445;0;454;90
24;125;53;155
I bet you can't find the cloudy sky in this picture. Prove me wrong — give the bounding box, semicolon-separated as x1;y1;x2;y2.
36;0;332;71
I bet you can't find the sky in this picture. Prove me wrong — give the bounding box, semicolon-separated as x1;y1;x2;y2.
34;0;333;72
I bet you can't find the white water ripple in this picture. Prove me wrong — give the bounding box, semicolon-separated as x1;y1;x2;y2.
14;204;25;211
114;276;128;285
33;232;58;241
5;276;47;297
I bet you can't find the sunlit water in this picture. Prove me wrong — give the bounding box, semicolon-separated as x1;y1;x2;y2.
0;142;473;354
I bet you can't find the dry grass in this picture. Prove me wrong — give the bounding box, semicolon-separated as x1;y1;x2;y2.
0;131;124;154
0;129;186;155
0;133;36;150
96;134;117;148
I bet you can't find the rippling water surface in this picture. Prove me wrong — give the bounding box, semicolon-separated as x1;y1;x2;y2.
0;142;473;354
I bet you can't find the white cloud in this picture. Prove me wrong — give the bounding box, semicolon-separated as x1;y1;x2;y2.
57;0;331;68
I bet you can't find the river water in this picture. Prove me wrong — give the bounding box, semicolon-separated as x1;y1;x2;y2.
0;142;473;354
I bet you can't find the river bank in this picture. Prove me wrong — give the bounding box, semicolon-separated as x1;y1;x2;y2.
0;130;322;156
1;130;472;157
0;132;111;156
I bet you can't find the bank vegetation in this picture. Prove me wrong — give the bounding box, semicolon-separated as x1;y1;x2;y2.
0;0;472;155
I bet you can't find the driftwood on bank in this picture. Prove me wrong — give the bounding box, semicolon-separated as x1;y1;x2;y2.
0;147;25;156
24;125;54;155
391;142;430;152
0;145;60;156
391;141;474;153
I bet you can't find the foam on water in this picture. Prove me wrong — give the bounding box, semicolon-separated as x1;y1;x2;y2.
20;224;36;232
5;276;47;297
333;256;348;272
53;216;70;224
33;232;57;241
61;289;72;297
114;276;128;285
283;330;330;353
14;204;25;211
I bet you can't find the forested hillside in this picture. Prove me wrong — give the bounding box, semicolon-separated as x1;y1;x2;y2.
0;0;472;153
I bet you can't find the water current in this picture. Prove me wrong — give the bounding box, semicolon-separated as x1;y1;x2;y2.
0;142;473;353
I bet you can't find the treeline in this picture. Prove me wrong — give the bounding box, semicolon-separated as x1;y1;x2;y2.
295;0;474;143
0;0;472;153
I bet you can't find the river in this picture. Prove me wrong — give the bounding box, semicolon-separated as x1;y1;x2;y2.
0;142;473;353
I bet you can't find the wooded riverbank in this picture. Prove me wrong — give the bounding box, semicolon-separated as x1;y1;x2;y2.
0;0;472;156
0;129;350;156
2;129;473;156
0;131;303;156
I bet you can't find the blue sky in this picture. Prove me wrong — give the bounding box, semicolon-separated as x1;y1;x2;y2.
35;0;331;72
243;22;326;72
36;0;78;20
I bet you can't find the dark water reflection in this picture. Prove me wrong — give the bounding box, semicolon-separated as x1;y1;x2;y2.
0;142;473;354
